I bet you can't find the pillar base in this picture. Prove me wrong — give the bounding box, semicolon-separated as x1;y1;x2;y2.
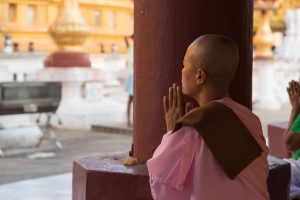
268;122;292;159
44;51;91;67
267;156;291;200
72;153;290;200
72;152;152;200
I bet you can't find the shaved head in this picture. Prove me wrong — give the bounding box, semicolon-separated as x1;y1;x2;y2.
185;34;239;90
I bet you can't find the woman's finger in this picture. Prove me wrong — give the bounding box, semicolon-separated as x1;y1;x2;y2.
177;86;183;108
291;81;295;90
292;82;298;96
287;87;293;98
290;82;296;95
168;87;173;109
295;84;299;94
163;96;168;113
172;83;177;107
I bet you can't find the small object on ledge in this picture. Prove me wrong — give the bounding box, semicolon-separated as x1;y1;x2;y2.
123;156;138;166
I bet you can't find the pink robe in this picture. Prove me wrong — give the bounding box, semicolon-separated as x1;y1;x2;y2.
146;97;270;200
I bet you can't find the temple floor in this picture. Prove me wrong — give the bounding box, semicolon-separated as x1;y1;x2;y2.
0;173;71;200
0;102;292;200
254;102;290;139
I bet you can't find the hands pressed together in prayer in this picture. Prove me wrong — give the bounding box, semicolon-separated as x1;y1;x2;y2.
287;80;300;112
163;83;193;132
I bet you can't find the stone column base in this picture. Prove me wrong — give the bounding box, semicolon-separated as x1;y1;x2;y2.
268;122;292;159
267;156;291;200
72;153;290;200
72;152;152;200
44;51;91;67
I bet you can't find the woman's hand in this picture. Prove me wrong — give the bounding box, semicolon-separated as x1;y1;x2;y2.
163;84;193;132
287;80;300;111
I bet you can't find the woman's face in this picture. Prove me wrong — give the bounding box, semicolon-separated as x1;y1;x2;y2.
182;53;198;97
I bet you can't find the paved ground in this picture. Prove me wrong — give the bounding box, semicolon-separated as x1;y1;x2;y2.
0;173;72;200
0;102;292;200
253;102;291;139
0;128;132;185
0;103;291;185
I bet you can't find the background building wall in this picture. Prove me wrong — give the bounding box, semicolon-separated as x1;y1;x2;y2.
0;0;134;53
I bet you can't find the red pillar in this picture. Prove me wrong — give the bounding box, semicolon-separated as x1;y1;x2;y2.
134;0;253;162
72;2;288;200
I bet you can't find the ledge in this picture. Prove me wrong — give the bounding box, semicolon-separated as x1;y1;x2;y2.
72;152;152;200
73;153;290;200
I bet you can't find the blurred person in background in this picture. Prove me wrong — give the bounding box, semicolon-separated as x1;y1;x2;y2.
124;34;134;127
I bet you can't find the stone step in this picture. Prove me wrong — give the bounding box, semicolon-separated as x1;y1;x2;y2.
91;124;132;135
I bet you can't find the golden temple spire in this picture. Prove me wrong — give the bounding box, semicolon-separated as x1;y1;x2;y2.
253;10;274;58
253;0;281;59
291;0;300;8
49;0;90;52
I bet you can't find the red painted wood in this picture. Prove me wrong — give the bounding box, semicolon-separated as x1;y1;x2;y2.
72;153;290;200
268;122;292;159
72;153;152;200
134;0;254;162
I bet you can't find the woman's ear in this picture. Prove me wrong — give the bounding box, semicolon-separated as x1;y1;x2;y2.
196;68;206;85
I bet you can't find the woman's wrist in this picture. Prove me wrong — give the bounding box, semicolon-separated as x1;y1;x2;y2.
291;106;300;114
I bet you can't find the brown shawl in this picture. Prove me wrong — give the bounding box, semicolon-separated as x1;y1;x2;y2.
173;101;263;180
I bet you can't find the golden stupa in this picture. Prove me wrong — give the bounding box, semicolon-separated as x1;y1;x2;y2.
45;0;91;67
49;0;90;52
253;0;281;58
254;0;300;32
